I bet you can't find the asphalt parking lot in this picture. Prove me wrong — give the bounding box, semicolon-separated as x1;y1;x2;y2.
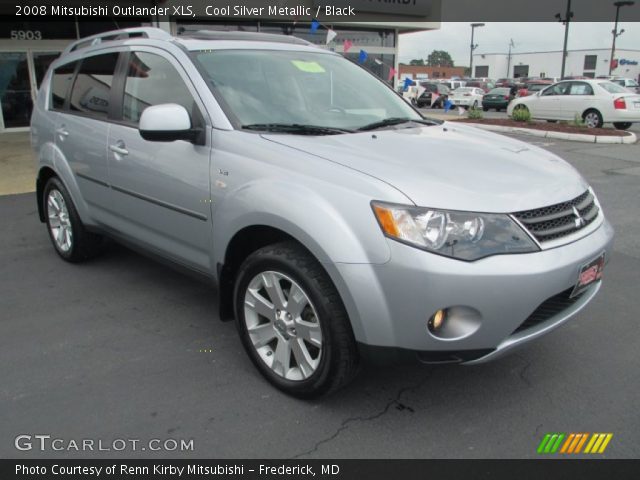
2;133;639;459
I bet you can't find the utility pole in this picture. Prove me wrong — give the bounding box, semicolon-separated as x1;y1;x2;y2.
469;23;485;78
506;39;515;78
610;1;635;75
555;0;574;79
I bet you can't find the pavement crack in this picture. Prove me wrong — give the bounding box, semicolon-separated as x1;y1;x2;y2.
291;372;432;459
515;354;532;387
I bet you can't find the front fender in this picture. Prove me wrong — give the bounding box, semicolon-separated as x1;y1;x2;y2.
212;178;392;267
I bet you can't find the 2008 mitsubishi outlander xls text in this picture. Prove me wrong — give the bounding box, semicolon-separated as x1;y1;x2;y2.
31;28;614;397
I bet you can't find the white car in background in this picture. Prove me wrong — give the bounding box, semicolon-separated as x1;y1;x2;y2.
449;87;484;109
611;78;640;94
507;79;640;130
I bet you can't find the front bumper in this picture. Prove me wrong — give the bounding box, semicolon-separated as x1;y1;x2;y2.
334;219;614;365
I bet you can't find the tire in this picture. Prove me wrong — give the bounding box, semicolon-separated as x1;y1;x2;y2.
472;101;478;109
410;98;417;106
613;122;632;130
234;242;359;398
482;107;489;112
43;177;106;263
583;109;603;129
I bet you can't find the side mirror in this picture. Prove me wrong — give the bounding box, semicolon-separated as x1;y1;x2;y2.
139;104;199;143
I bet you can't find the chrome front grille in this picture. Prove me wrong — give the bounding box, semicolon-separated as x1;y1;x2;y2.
513;190;600;244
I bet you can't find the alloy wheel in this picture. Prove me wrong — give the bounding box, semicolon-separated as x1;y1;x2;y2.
584;112;600;128
243;271;323;381
47;189;73;252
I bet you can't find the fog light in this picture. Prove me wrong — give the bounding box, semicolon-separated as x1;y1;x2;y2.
428;309;447;332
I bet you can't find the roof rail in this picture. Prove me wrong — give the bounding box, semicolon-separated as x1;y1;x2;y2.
180;30;312;46
62;27;173;56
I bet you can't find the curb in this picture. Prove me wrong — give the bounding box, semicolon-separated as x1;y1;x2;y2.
459;123;637;144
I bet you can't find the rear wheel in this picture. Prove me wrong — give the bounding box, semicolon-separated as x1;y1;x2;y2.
613;122;632;130
234;242;359;398
482;107;489;112
43;177;105;262
583;109;603;129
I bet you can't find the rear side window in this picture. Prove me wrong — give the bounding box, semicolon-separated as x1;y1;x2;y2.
50;62;77;111
122;52;197;124
68;52;119;119
569;82;593;95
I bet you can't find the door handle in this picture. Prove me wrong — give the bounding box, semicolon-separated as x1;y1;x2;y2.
109;141;129;156
56;127;69;138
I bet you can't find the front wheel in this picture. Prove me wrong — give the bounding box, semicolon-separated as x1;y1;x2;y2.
482;107;489;112
234;242;359;398
613;122;632;130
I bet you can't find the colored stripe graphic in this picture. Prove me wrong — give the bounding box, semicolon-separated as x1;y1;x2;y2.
540;433;613;454
537;433;565;454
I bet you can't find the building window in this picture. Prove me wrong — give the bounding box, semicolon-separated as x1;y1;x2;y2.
584;55;597;70
475;66;489;78
513;65;529;78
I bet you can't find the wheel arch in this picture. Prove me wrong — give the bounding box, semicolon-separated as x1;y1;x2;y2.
36;166;58;222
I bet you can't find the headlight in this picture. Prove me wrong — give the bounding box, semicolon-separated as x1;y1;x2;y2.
372;202;539;261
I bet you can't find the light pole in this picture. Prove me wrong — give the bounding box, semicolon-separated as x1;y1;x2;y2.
555;0;574;79
469;23;485;78
506;39;515;78
610;1;635;75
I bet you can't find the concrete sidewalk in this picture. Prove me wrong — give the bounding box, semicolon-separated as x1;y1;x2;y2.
0;132;34;195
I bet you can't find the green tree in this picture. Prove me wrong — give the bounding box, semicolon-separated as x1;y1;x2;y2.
426;50;454;67
409;58;425;66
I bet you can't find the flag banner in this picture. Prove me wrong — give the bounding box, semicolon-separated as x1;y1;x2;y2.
310;19;320;33
388;67;397;82
358;49;368;63
403;77;413;91
343;39;353;53
325;29;337;44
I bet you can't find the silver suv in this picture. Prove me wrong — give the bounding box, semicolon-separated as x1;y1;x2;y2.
31;28;614;397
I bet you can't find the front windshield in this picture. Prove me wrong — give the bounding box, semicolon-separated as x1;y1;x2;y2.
194;49;422;130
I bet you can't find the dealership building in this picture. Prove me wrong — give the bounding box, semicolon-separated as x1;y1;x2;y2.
0;0;440;133
472;48;640;80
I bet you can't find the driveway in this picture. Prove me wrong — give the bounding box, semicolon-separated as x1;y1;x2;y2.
1;134;639;459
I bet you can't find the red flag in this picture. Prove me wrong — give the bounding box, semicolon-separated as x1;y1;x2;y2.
388;67;397;81
343;39;353;53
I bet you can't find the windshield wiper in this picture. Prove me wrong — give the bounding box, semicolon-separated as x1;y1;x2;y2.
241;123;354;135
357;117;438;131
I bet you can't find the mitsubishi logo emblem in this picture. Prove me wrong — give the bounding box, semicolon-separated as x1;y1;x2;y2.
572;206;585;228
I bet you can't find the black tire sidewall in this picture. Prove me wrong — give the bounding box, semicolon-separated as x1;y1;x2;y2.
233;251;340;398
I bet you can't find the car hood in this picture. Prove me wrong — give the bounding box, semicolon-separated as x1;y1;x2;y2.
262;122;588;213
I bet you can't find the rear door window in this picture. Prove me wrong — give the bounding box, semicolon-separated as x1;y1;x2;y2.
569;82;593;95
68;52;119;119
50;61;77;111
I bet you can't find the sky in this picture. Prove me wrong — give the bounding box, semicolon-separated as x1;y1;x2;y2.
399;22;639;66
